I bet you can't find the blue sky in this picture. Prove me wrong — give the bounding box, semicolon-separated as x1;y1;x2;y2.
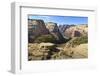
28;15;88;25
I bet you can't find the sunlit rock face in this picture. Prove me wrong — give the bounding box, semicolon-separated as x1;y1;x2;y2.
63;25;88;38
28;19;49;42
59;24;75;34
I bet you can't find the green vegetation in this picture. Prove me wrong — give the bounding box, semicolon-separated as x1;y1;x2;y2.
71;36;88;46
55;37;70;44
33;34;70;44
34;34;56;43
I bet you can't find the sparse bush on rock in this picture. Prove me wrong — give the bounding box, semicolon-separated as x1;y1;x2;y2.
71;36;88;46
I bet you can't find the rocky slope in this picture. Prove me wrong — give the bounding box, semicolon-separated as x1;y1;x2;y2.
72;43;88;58
28;43;60;60
63;36;88;58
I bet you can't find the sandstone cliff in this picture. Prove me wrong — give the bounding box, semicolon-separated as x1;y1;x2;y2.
28;19;49;42
64;25;88;38
59;24;75;34
46;22;65;42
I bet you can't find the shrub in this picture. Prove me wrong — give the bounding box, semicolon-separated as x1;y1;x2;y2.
34;34;56;43
71;36;88;46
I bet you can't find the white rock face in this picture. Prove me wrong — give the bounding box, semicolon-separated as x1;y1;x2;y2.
64;25;88;38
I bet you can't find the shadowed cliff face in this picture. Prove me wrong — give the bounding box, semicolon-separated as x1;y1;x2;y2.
59;25;75;34
46;22;65;42
28;19;50;42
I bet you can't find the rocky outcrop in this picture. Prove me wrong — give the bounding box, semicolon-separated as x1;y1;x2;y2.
63;43;88;58
28;43;60;60
64;25;88;38
59;25;75;38
72;43;88;58
62;35;88;58
28;19;49;42
46;22;64;42
59;24;75;33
